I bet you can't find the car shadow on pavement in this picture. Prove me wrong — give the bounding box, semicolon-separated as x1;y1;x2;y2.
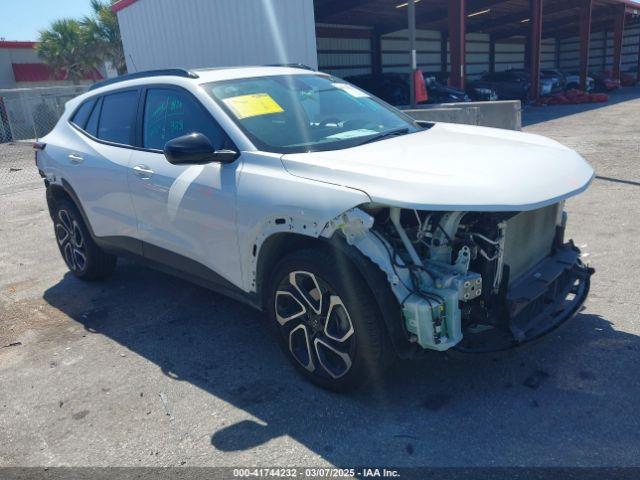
43;259;640;466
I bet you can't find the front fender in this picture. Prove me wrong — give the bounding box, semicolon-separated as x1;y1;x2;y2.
236;151;371;293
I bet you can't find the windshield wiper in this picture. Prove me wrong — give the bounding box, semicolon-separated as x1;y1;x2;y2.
357;127;410;146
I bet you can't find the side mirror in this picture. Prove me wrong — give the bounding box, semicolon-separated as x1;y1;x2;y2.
163;133;238;165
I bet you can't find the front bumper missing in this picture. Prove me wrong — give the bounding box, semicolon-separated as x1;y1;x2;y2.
507;245;592;342
455;243;594;353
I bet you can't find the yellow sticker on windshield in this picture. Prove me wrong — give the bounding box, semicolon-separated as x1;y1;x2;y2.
223;93;284;119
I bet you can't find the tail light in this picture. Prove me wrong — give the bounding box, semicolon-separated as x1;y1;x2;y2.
33;142;46;166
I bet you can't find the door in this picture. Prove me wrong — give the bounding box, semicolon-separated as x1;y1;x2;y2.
127;86;243;288
63;90;140;241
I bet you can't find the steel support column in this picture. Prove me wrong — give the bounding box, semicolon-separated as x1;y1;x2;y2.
603;31;608;71
371;27;383;78
441;33;449;74
449;0;466;89
612;5;626;79
637;34;640;82
489;36;496;73
579;0;592;91
524;33;532;70
529;0;543;102
408;0;417;107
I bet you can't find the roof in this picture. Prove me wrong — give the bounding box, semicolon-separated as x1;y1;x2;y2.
12;63;103;82
111;0;139;13
83;66;319;96
0;41;37;49
193;66;319;83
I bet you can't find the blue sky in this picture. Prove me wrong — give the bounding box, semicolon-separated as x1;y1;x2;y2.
0;0;95;41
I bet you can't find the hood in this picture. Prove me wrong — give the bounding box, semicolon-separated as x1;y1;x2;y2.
281;122;594;211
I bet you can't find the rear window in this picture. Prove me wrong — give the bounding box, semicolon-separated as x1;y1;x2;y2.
97;90;138;145
71;99;96;129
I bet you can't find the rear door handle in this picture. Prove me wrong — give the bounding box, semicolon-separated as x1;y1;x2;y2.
133;164;154;178
68;153;84;164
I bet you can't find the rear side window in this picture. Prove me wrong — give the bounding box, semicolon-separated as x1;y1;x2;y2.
85;98;101;137
97;90;138;145
142;88;226;151
71;99;96;129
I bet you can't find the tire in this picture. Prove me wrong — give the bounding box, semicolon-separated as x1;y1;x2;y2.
51;197;117;280
267;248;394;391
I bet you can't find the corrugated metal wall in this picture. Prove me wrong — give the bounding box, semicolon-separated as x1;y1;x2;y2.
382;29;443;74
319;22;640;82
495;40;525;71
317;26;496;80
559;21;640;73
117;0;318;71
316;25;372;78
116;0;639;82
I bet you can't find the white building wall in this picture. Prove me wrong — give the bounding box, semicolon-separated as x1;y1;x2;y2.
0;47;42;88
0;49;15;88
117;0;318;72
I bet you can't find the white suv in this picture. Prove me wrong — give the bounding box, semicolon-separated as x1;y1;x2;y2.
36;66;594;391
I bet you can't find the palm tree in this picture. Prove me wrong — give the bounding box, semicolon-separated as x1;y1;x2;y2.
82;0;127;75
37;19;98;84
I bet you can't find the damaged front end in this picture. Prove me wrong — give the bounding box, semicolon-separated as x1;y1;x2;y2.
323;203;593;354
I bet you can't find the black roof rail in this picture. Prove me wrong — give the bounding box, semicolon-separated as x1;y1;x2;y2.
89;69;199;91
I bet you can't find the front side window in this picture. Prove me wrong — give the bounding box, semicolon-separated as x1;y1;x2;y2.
142;88;226;151
97;90;138;145
204;74;420;153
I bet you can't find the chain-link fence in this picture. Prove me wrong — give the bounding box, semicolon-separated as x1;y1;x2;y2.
0;85;89;143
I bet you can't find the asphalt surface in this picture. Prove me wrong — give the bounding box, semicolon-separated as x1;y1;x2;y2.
1;88;639;468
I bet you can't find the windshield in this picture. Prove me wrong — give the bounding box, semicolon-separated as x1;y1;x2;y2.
204;74;420;153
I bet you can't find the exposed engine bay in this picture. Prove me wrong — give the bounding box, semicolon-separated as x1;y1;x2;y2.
325;202;594;353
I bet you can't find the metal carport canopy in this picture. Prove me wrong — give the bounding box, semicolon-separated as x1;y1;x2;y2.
314;0;640;101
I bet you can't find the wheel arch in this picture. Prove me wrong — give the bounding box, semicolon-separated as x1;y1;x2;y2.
46;180;97;239
256;231;416;358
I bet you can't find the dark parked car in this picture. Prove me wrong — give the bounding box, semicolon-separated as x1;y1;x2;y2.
423;76;472;103
470;70;556;103
423;71;497;101
343;73;409;106
469;71;532;103
345;72;472;106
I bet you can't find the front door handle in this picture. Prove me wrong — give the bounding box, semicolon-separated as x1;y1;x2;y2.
68;153;84;164
133;164;154;178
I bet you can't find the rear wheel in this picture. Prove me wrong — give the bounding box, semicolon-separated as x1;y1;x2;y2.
268;249;394;391
52;198;117;280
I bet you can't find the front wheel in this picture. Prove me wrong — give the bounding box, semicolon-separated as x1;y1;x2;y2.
267;249;394;391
